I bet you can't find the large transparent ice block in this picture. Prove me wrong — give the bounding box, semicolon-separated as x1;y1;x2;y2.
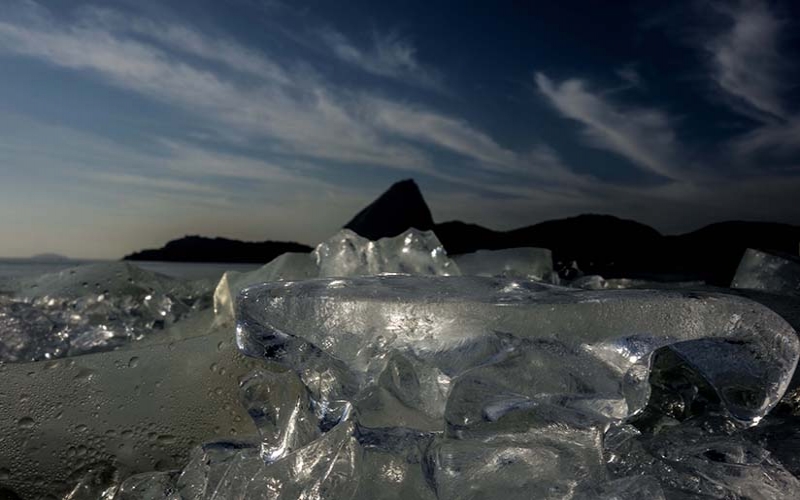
236;276;799;427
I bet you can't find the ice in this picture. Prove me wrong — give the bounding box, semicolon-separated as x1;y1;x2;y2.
353;427;436;500
237;276;799;426
0;262;214;362
214;253;316;321
213;229;457;323
569;275;707;290
5;246;800;498
605;417;800;499
573;475;665;499
429;426;604;500
732;248;800;296
238;369;321;462
0;328;259;499
314;229;459;278
355;352;450;431
114;471;181;499
172;420;362;499
451;247;556;283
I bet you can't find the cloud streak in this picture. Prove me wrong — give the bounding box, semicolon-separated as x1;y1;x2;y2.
706;0;786;121
0;1;556;193
535;73;686;181
320;29;443;90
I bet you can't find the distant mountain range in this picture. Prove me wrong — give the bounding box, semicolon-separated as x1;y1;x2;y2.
124;179;800;285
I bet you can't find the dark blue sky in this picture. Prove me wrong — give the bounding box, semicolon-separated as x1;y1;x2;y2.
1;0;799;258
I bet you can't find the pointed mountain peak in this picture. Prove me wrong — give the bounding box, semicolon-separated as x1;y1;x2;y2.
344;179;434;240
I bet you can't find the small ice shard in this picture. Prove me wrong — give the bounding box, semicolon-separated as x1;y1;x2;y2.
237;276;799;427
732;248;800;296
314;228;459;278
451;247;556;283
214;253;316;321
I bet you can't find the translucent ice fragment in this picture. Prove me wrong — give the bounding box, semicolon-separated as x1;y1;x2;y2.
429;426;604;500
353;427;436;500
214;253;316;321
175;438;262;498
238;369;321;462
732;248;800;296
196;420;362;499
606;417;800;499
237;276;799;426
452;248;556;283
355;352;450;431
314;229;459;278
444;340;650;437
113;471;180;500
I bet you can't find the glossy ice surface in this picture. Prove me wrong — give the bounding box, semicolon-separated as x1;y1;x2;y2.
1;243;800;499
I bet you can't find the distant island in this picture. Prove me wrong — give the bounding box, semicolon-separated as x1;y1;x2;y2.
124;236;312;264
123;179;800;286
29;253;73;262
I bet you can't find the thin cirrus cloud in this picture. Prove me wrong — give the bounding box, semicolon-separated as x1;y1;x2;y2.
0;1;553;194
535;73;687;182
319;29;444;90
706;0;787;121
704;0;800;158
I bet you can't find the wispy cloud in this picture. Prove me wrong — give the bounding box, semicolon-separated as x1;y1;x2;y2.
706;0;786;121
319;29;443;90
535;73;687;181
0;1;549;189
615;64;643;90
702;0;799;157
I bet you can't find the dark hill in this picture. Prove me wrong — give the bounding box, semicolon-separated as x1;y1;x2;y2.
434;214;666;280
124;236;312;264
121;179;800;283
345;179;434;240
665;221;800;285
432;221;507;254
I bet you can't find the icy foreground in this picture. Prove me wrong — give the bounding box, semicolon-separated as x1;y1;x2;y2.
1;231;800;499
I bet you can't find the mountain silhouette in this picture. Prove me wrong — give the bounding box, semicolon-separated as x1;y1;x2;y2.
123;179;800;285
345;179;434;240
124;236;312;264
